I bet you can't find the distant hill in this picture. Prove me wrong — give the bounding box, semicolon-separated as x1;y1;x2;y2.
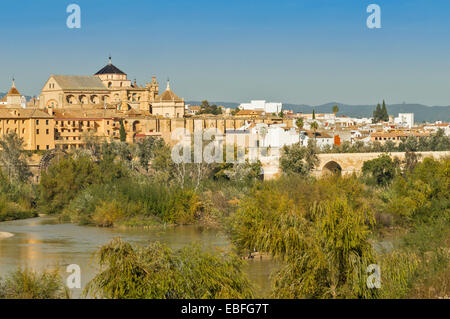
284;102;450;123
187;101;450;123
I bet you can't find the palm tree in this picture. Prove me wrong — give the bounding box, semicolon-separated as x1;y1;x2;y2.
332;105;339;116
295;117;304;130
259;125;268;148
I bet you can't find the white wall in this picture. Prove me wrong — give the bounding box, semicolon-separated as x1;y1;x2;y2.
394;113;414;128
239;100;282;114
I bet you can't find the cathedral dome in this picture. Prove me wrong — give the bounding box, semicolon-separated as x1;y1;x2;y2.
156;80;182;101
94;56;126;75
7;79;20;95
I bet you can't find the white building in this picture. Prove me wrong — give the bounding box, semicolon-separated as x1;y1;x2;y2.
423;122;450;136
250;123;299;148
300;131;334;149
239;100;282;114
394;113;414;128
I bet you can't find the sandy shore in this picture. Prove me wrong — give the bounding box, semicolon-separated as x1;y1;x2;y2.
0;232;14;239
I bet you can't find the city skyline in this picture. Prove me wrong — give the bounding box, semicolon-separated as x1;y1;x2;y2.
1;0;450;105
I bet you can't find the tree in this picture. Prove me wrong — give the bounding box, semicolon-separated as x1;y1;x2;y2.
198;100;222;115
381;100;389;122
295;117;304;130
332;105;339;116
372;101;389;123
312;109;316;120
372;103;382;123
403;151;420;174
280;143;314;175
228;178;378;299
304;140;319;171
0;132;31;182
310;121;319;141
272;198;377;298
136;137;165;172
84;238;253;299
39;156;101;214
258;125;268;149
119;119;126;142
362;154;398;186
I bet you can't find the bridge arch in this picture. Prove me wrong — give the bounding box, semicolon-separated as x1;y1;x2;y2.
322;160;342;175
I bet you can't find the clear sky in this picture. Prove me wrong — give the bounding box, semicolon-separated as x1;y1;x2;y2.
1;0;450;106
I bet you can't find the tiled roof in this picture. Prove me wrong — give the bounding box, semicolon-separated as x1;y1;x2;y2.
371;131;430;138
7;87;20;96
51;75;107;90
155;89;182;102
0;108;53;118
94;63;126;75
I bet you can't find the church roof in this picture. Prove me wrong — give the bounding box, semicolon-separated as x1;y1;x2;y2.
158;89;182;101
7;86;20;96
94;59;126;75
155;81;182;102
51;75;107;90
7;79;20;96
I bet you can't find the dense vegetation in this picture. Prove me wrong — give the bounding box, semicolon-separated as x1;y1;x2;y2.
36;135;261;227
229;155;449;298
0;130;449;299
84;238;253;299
0;134;36;221
197;100;223;115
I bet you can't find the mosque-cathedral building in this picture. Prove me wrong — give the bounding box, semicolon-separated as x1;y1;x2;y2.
0;58;287;151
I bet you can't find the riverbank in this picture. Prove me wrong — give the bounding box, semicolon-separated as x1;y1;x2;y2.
0;231;14;239
0;210;37;223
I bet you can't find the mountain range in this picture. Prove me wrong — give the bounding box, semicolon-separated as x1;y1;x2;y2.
1;92;447;124
187;101;450;123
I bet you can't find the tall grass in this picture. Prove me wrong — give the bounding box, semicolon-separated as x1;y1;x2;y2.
0;268;69;299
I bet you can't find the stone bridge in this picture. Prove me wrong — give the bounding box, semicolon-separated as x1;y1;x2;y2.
15;151;450;182
314;151;450;176
261;151;450;179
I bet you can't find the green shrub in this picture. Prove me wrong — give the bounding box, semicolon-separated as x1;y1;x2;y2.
0;268;69;299
84;238;253;299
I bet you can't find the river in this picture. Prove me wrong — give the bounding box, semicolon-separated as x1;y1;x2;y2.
0;217;277;298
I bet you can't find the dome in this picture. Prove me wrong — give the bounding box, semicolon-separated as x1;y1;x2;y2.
94;56;126;75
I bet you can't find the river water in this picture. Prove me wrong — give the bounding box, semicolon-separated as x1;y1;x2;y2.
0;217;277;298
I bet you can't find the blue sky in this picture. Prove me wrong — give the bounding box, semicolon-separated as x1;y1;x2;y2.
1;0;450;106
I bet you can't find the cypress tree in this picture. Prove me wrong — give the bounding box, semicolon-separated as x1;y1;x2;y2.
373;104;381;123
312;109;316;120
381;100;389;121
119;119;126;142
